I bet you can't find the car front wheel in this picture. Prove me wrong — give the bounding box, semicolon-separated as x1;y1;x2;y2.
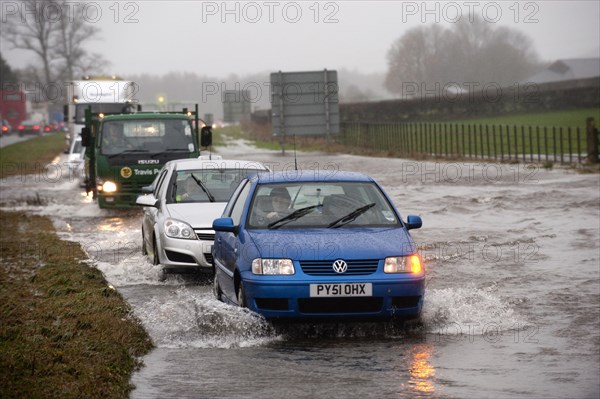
152;236;160;266
141;227;147;255
237;281;247;308
213;273;222;301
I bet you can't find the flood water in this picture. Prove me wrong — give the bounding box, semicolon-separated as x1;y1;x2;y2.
1;141;598;398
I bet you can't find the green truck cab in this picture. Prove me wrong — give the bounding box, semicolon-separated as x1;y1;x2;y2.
81;107;212;208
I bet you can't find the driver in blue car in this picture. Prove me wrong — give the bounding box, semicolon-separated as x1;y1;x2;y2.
267;187;291;221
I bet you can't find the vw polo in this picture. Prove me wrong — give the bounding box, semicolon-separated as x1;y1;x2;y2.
212;170;425;320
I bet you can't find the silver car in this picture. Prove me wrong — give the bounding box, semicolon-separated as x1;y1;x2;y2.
136;157;269;279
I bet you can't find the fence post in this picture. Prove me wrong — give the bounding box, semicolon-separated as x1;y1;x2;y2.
480;124;484;159
498;125;503;161
553;126;557;163
577;127;581;164
559;127;564;164
536;126;541;163
514;125;519;161
586;117;600;163
568;127;572;164
529;126;533;162
544;127;548;163
506;125;511;161
521;126;526;162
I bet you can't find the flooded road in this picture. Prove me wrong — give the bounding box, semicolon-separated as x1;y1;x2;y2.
1;142;598;398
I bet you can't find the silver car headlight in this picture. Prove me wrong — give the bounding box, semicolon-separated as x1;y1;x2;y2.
252;258;295;275
164;219;196;240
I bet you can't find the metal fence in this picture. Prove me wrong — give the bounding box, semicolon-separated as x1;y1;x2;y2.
339;122;589;164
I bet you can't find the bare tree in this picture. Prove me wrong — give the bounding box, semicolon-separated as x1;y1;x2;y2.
1;0;109;85
53;1;109;81
0;52;20;86
385;16;541;97
384;24;449;97
2;0;56;84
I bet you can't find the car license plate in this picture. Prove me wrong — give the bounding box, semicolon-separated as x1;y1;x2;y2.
310;283;372;297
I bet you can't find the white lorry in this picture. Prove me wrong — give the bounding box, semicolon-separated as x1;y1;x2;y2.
64;76;137;152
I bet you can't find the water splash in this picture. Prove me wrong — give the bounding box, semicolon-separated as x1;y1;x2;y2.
135;288;279;348
423;285;528;335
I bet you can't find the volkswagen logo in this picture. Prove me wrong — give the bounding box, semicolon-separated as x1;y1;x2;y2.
332;259;348;274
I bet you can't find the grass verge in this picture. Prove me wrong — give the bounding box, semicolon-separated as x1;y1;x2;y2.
0;210;153;398
0;133;66;179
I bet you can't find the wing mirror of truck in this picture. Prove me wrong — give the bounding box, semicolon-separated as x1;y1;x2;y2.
200;126;212;147
81;127;91;147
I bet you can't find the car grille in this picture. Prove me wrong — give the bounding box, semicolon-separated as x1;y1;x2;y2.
299;259;379;276
298;297;383;313
194;230;215;241
120;181;137;191
165;250;196;264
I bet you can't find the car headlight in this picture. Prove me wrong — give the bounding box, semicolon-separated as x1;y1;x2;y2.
384;255;423;274
164;219;196;240
252;258;295;275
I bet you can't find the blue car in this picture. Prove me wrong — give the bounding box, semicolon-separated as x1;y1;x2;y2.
212;170;424;321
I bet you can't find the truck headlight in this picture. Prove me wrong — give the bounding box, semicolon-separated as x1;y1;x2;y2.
102;181;117;193
164;219;196;240
384;255;423;274
252;258;295;275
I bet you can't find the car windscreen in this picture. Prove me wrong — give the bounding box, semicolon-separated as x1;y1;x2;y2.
168;168;264;204
247;182;401;229
99;119;195;155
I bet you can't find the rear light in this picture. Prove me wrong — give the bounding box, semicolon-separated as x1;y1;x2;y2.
1;126;7;132
33;125;40;130
18;125;24;130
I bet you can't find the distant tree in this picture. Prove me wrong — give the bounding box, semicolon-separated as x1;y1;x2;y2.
385;16;541;97
385;24;448;96
53;2;109;80
340;84;376;103
1;0;108;85
0;53;19;86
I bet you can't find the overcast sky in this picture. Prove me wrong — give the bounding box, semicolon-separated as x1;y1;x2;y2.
2;0;599;78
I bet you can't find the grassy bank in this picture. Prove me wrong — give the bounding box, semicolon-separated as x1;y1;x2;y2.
0;211;153;398
0;135;153;398
0;133;66;179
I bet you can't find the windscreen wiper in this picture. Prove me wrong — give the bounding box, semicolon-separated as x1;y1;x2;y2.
268;204;322;229
151;149;189;158
191;174;215;202
107;149;148;158
328;203;376;228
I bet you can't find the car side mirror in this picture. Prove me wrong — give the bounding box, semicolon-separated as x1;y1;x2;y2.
140;185;153;194
213;217;237;233
405;215;422;230
136;194;158;208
